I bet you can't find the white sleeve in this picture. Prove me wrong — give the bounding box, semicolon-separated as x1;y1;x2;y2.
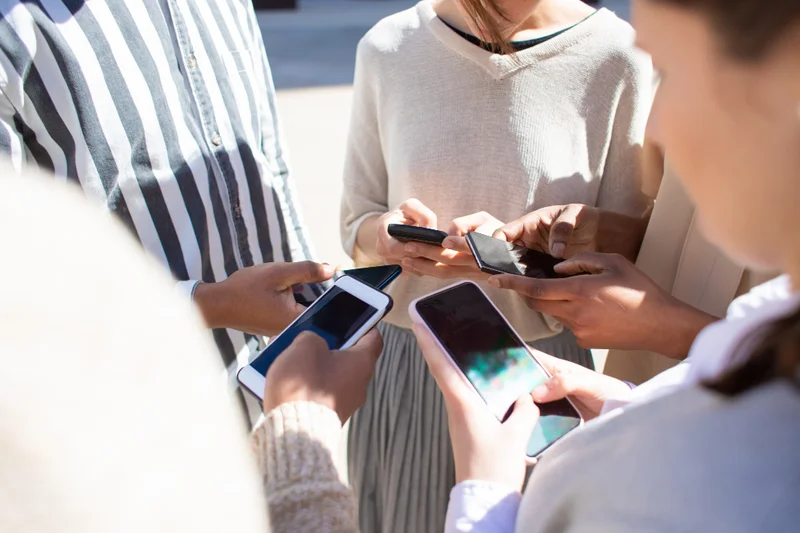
445;481;521;533
339;36;389;258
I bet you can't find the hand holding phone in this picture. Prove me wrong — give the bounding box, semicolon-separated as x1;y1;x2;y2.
238;276;392;401
466;231;566;278
409;281;582;461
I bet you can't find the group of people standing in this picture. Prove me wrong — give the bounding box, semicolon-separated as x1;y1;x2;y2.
1;0;799;532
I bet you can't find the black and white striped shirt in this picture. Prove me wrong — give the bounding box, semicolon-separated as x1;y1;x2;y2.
0;0;321;385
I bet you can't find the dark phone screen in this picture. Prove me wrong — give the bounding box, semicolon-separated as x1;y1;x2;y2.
341;265;402;290
468;232;564;278
251;286;377;376
415;283;581;456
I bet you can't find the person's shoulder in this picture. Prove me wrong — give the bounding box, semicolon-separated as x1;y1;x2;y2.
577;9;650;77
357;2;427;59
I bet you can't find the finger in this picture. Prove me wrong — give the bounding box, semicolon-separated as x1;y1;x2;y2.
487;274;581;301
399;198;437;228
548;205;580;259
404;242;475;266
448;211;502;236
287;330;329;353
554;252;622;276
338;329;383;381
273;261;336;288
441;235;473;254
492;212;546;249
521;297;573;319
504;394;540;439
401;257;483;279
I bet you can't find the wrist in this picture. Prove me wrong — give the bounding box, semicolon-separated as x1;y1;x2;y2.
653;297;717;359
193;281;231;330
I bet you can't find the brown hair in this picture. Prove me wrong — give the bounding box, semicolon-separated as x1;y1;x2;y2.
458;0;516;54
653;0;800;395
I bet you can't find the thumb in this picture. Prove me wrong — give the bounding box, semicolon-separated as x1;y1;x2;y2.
271;261;335;288
400;198;438;229
503;394;539;438
337;328;384;383
548;206;579;259
553;252;621;276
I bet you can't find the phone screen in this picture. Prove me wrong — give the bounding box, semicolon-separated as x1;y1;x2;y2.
468;232;563;278
338;265;402;290
415;283;581;457
251;286;377;376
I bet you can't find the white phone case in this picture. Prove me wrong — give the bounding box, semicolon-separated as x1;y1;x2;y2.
237;275;392;401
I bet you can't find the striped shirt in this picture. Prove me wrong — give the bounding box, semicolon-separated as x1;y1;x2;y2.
0;0;320;404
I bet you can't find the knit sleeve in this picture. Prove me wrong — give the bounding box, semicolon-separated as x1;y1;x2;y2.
339;36;389;258
595;49;654;217
251;401;358;533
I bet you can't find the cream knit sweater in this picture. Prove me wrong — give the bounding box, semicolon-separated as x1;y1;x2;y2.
341;1;653;340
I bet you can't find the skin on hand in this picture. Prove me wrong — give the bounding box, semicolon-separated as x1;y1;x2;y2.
411;321;539;490
262;329;384;424
193;261;335;337
402;211;502;279
488;252;717;358
531;352;634;420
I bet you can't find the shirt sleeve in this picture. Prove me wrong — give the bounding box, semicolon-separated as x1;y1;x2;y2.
596;49;654;216
339;36;389;258
445;481;522;533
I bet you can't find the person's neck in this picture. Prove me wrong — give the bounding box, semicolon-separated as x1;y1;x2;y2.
433;0;595;41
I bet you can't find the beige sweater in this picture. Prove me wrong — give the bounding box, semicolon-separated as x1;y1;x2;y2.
341;1;653;339
0;169;356;533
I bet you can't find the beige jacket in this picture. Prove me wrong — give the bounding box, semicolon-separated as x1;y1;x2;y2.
603;166;773;383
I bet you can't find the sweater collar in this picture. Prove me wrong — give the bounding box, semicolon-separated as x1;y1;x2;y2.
417;0;614;80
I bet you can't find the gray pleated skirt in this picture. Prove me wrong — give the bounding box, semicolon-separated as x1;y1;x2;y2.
348;322;593;533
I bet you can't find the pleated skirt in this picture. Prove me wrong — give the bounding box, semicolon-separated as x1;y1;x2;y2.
348;322;593;533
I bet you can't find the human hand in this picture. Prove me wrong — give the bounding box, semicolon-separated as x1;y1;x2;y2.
531;352;633;420
194;261;335;337
412;322;539;490
262;329;384;424
488;253;716;358
493;204;600;259
402;211;502;279
375;198;439;266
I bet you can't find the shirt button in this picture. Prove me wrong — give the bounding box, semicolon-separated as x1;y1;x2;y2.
211;133;222;147
187;55;197;69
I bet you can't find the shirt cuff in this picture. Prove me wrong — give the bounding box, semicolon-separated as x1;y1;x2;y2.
174;280;201;302
445;480;521;533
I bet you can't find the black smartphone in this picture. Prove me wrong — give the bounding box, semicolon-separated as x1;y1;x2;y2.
466;231;565;278
388;224;448;246
335;265;402;290
411;281;583;459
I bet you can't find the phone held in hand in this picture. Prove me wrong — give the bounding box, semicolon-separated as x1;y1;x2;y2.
388;224;448;246
238;275;393;401
409;281;583;460
466;231;565;278
335;265;402;291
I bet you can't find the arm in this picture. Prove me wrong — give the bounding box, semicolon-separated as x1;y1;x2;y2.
251;402;358;533
340;37;388;263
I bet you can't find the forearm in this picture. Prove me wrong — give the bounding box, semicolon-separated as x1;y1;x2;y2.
596;207;652;262
649;297;718;360
251;402;358;533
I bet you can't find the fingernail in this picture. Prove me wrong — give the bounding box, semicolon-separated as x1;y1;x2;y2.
487;276;500;286
551;243;566;258
405;243;417;254
531;384;548;400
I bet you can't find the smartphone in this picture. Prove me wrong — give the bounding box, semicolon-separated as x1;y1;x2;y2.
388;224;448;246
238;275;393;401
466;231;565;278
409;281;582;459
335;265;402;290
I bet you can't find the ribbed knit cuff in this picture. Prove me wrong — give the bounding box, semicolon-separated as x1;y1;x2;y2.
252;401;344;487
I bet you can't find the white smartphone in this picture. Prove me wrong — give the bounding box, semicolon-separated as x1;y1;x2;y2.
238;275;393;401
409;281;583;460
